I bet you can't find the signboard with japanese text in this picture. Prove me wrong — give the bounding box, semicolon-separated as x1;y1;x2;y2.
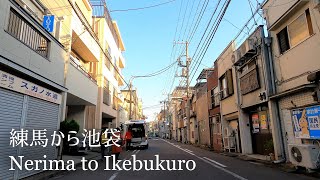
260;113;268;130
0;70;62;104
252;114;260;133
292;106;320;139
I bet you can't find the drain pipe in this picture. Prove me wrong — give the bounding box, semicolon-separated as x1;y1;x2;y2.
265;36;286;164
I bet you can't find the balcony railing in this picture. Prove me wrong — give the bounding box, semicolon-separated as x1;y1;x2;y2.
90;0;119;48
6;8;49;58
70;55;97;84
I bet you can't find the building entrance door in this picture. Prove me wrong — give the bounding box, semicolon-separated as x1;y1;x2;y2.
250;111;273;155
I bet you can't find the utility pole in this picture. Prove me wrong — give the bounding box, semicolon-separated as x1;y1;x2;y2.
129;79;132;120
160;99;167;138
175;41;191;143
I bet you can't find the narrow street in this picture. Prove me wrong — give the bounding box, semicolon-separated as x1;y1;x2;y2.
50;139;314;180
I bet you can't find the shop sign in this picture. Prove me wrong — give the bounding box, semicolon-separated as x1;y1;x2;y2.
252;114;260;133
0;70;62;104
292;106;320;139
260;114;268;130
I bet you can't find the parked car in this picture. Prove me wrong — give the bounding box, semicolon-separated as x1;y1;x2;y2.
124;120;148;149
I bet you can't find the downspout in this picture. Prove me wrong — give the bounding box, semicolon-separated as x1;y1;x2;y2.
264;34;286;163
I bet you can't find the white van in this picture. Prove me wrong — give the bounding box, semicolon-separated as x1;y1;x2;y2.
123;120;148;149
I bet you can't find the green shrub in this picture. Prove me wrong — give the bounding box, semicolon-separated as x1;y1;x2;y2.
60;119;80;135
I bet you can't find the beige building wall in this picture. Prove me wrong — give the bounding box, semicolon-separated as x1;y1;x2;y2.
263;0;320;161
216;42;238;116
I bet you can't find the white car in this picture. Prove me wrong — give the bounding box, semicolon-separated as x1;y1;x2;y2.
124;120;149;149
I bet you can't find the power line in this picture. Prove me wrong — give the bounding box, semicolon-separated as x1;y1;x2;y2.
190;0;231;82
110;0;176;12
133;61;177;78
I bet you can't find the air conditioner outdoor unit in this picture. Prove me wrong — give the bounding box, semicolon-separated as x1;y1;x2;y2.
288;144;320;170
239;38;256;59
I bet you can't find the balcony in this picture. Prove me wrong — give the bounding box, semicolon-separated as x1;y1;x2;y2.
90;0;119;49
66;55;98;106
6;8;49;58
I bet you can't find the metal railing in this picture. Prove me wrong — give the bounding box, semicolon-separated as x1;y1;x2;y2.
6;8;49;58
70;55;97;83
90;0;119;48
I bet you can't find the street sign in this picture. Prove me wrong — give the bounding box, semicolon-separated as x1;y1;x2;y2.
42;15;54;32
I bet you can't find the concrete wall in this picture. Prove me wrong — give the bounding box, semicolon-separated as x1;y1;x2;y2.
66;63;98;105
67;105;86;132
263;0;299;28
196;91;210;146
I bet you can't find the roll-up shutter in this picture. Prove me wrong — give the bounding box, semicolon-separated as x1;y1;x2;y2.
0;88;23;180
19;96;59;178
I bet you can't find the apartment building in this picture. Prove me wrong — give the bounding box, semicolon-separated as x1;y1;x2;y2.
206;65;223;151
121;89;144;120
38;0;126;131
38;0;100;132
216;42;242;153
170;86;186;141
0;0;67;178
262;0;320;161
91;0;126;129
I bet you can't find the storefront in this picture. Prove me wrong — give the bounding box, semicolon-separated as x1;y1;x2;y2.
0;69;63;179
248;106;273;155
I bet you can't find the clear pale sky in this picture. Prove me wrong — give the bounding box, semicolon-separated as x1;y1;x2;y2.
108;0;265;121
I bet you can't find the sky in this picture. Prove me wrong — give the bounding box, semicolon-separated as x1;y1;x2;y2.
107;0;265;122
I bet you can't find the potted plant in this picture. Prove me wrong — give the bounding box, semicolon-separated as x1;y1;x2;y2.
264;139;275;160
60;119;80;154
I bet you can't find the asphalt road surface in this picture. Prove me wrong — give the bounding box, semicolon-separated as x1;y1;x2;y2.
50;138;316;180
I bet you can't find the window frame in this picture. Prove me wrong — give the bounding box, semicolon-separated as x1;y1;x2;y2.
276;9;313;55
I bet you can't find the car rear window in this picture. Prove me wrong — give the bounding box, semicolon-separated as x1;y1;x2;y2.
128;124;145;138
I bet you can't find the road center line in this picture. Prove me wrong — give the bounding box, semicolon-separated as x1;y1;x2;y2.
203;157;227;168
161;139;247;180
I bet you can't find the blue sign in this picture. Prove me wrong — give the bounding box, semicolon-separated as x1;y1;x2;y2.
42;15;54;33
306;105;320;139
292;105;320;139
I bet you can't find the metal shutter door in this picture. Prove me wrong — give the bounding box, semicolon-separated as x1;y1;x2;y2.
19;96;59;178
0;88;23;180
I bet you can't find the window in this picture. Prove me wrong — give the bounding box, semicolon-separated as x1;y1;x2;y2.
6;8;49;58
214;87;220;106
277;9;313;54
210;89;214;109
220;69;234;99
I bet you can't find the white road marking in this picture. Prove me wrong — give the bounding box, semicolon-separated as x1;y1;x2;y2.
108;149;139;180
184;149;193;153
108;172;119;180
161;139;247;180
200;157;247;180
203;157;227;168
